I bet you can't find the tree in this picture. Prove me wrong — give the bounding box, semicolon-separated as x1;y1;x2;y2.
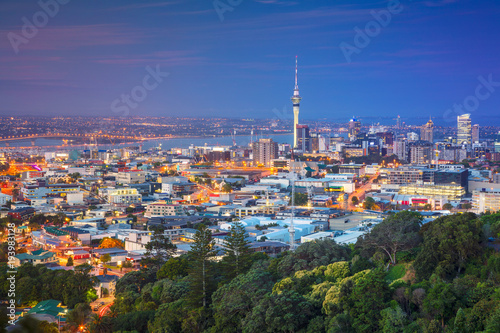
157;256;189;280
87;314;113;333
127;213;138;223
242;290;314;333
349;269;390;333
363;197;376;210
66;256;74;267
66;303;92;332
100;254;111;264
222;183;232;193
98;237;124;249
423;278;457;329
379;305;408;333
122;260;133;270
351;196;359;206
443;203;453;210
187;224;217;308
357;211;423;265
272;239;350;278
291;192;308;206
222;221;252;281
453;308;467;333
414;213;484;280
142;226;177;269
462;203;472;211
211;268;274;332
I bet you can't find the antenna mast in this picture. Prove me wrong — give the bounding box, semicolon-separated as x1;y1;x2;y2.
289;158;296;251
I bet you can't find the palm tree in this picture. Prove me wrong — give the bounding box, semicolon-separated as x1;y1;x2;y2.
65;303;91;333
87;314;113;333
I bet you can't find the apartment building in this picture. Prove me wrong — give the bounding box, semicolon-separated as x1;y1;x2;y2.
145;202;184;217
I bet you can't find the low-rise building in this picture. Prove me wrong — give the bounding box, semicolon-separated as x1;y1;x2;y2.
145;202;184;217
8;207;35;221
473;189;500;213
399;184;465;200
13;248;58;267
116;171;146;184
25;300;67;327
105;187;142;205
21;180;80;200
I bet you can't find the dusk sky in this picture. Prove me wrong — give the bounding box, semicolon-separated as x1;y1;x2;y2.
1;0;500;125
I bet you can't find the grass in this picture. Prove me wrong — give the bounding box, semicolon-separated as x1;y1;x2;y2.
386;263;407;283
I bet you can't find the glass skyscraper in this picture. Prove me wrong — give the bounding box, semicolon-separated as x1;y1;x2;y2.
457;113;472;145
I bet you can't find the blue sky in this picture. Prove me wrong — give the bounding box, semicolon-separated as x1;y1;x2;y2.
1;0;500;126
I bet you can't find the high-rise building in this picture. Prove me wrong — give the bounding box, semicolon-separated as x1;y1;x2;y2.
457;114;472;145
291;56;302;148
396;115;401;129
420;118;434;143
408;141;433;164
393;140;407;162
472;124;480;143
296;124;311;153
495;132;500;153
407;132;419;141
252;138;278;167
348;117;361;141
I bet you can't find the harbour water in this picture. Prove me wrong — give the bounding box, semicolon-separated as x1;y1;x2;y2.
0;134;295;151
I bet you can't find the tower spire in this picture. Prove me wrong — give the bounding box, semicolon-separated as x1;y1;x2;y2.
291;56;302;148
294;56;299;96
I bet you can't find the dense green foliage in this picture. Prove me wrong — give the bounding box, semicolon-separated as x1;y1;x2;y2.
104;212;500;332
0;263;96;308
4;211;500;332
142;226;177;269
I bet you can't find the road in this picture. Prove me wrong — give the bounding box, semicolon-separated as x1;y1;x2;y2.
99;303;113;317
348;175;378;211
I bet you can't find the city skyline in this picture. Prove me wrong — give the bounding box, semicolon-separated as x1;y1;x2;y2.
1;0;500;125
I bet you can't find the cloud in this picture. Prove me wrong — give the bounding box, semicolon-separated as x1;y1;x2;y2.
92;50;205;67
0;24;144;52
420;0;459;7
110;1;183;11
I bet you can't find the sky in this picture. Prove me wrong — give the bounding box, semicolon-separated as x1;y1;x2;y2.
1;0;500;126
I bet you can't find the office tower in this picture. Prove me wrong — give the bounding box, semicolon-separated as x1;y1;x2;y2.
252;138;278;167
420;118;434;143
409;141;433;164
348;117;361;141
396;115;401;128
472;124;480;143
310;133;319;152
376;132;394;145
296;124;311;153
494;132;500;153
291;56;302;148
457;114;472;145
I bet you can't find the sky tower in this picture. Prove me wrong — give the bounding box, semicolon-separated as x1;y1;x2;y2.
291;56;302;148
